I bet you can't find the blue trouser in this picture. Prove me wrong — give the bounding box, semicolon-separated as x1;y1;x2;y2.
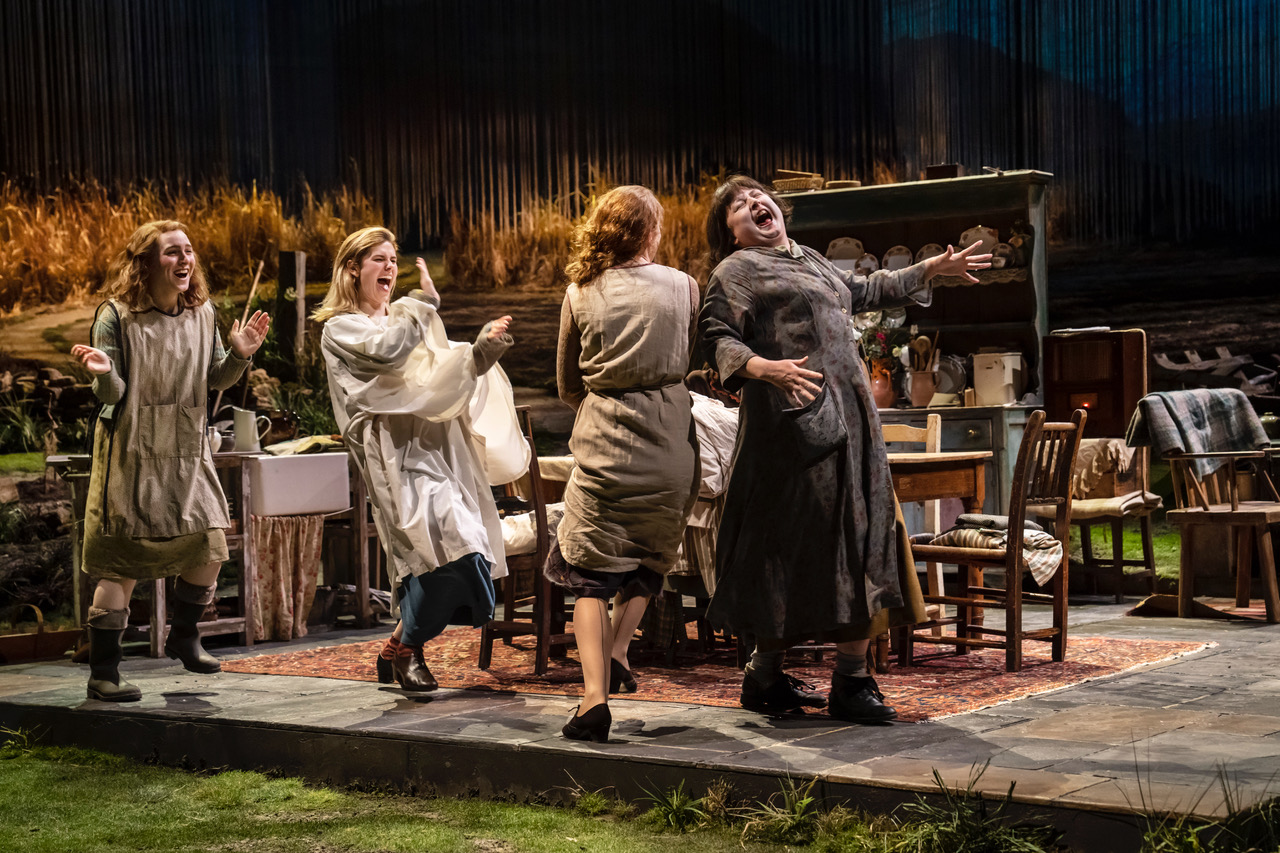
398;552;496;646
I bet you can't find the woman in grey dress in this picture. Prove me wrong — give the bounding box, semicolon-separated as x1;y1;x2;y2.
699;176;990;723
71;220;269;702
547;185;700;742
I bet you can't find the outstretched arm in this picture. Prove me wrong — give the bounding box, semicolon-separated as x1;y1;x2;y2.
211;309;271;391
472;314;514;375
228;310;271;359
415;257;441;304
73;306;126;404
922;242;993;283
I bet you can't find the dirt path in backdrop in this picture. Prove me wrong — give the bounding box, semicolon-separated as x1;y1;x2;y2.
0;304;97;367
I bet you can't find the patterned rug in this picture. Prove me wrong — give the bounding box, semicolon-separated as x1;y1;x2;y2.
223;628;1210;723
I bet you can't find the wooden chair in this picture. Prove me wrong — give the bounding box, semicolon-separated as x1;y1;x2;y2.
1165;448;1280;622
1031;441;1161;603
903;409;1087;672
881;414;942;671
477;407;575;674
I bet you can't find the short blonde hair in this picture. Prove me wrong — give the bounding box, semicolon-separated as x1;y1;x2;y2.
102;220;210;310
565;185;662;286
311;226;398;322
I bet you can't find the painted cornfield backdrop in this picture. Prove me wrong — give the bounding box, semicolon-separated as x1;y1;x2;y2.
2;0;1277;245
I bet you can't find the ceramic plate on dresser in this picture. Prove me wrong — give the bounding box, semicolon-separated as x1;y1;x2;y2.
882;245;913;271
915;243;945;263
935;354;968;395
959;225;999;255
825;237;864;260
854;253;880;276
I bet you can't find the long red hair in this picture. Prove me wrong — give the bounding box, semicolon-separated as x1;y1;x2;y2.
564;185;662;286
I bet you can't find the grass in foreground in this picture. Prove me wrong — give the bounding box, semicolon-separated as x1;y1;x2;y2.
12;734;1277;852
0;742;796;853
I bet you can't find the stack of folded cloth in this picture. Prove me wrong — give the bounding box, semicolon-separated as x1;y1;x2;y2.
924;514;1064;586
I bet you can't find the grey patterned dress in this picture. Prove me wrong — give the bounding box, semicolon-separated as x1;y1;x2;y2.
698;241;931;645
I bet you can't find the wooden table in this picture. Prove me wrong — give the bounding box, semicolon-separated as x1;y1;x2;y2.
884;450;993;669
46;452;261;655
887;450;991;514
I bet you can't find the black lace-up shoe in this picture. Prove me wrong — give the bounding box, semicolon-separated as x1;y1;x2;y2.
828;672;898;723
740;672;827;713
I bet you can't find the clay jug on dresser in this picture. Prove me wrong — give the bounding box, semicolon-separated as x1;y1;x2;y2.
869;359;897;409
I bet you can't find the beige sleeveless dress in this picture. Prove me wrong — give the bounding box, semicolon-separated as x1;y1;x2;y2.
554;263;700;575
82;299;249;580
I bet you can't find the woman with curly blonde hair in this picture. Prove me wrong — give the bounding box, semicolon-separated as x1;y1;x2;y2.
71;220;270;702
547;185;700;742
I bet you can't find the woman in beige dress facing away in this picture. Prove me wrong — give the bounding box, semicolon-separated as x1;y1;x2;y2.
71;220;270;702
547;185;701;742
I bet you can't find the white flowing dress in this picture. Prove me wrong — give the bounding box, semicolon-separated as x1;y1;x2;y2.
321;291;530;584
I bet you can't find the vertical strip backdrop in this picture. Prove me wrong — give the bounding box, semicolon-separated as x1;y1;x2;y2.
1;0;1275;244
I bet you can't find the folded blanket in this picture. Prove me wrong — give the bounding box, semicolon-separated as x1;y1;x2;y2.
927;526;1064;586
1126;389;1269;479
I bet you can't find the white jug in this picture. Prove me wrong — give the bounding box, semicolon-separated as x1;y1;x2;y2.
230;406;271;453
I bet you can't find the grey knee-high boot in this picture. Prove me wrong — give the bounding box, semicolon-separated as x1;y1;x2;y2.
163;579;221;674
86;606;141;702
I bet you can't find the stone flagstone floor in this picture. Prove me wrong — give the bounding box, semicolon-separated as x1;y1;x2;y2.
2;598;1279;852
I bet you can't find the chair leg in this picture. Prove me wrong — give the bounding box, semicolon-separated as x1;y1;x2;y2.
534;573;553;676
926;561;945;637
899;622;915;667
1006;563;1023;673
1235;525;1254;609
1078;522;1098;595
873;632;889;673
1139;514;1157;595
957;563;980;656
499;573;517;647
1052;556;1069;663
1111;518;1126;603
1178;526;1195;618
478;622;494;670
1256;524;1280;623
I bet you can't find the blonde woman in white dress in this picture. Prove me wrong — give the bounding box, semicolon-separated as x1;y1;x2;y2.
315;227;528;691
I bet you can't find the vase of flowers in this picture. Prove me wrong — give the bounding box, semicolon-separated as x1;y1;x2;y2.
855;310;910;408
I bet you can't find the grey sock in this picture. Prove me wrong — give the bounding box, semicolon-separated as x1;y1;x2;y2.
835;650;869;678
745;649;785;687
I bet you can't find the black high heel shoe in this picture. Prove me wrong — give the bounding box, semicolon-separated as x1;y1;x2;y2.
609;659;637;694
562;703;611;743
